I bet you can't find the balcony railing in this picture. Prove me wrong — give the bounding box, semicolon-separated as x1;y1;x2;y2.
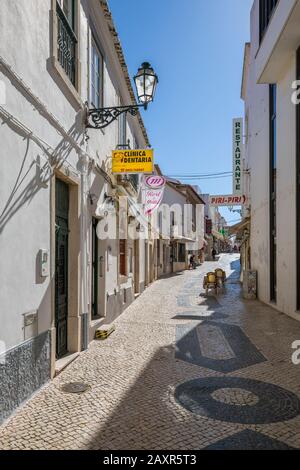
259;0;279;43
56;2;77;86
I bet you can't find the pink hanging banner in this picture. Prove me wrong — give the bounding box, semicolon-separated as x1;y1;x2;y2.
142;176;166;215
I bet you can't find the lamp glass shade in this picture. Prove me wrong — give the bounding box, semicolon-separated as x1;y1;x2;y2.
134;62;158;105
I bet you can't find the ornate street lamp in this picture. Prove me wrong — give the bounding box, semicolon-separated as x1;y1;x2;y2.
134;62;158;109
86;62;158;130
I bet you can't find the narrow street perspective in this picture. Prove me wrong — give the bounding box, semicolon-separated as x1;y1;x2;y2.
1;0;300;460
1;254;300;450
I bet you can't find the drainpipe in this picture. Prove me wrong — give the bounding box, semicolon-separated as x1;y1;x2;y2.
78;151;90;351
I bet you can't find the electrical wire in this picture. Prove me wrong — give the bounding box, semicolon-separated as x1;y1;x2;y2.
172;175;233;180
167;171;233;178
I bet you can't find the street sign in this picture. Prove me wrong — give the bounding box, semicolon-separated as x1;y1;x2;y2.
233;118;243;195
142;175;166;215
143;175;166;189
209;194;247;206
112;149;154;174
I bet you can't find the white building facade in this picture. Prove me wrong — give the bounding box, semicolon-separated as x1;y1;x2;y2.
0;0;151;422
156;180;205;274
242;0;300;321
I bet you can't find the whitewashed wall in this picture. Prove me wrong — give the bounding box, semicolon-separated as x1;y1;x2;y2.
243;0;299;320
0;0;148;352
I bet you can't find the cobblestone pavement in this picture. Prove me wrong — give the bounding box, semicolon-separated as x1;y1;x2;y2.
1;254;300;450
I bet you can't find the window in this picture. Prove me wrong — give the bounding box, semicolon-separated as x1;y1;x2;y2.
259;0;278;43
128;247;133;274
269;84;277;302
171;211;175;226
158;211;163;232
128;174;139;192
192;204;196;229
119;239;126;276
56;0;77;86
157;240;160;263
57;0;75;29
90;39;103;109
171;244;177;262
178;243;186;263
119;113;127;147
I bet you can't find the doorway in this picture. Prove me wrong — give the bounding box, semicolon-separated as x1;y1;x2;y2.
91;218;99;318
134;239;140;294
269;84;277;302
145;241;148;287
55;179;69;358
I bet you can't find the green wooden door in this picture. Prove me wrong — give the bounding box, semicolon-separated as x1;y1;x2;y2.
55;179;69;358
91;218;98;318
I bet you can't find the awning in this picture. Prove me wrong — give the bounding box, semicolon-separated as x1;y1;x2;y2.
171;235;196;243
228;218;250;236
212;229;224;241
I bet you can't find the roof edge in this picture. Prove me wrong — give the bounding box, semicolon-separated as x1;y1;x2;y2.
99;0;151;147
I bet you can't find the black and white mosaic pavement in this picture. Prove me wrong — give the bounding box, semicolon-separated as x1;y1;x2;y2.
1;254;300;450
175;321;267;372
175;376;300;424
204;430;295;450
173;311;228;321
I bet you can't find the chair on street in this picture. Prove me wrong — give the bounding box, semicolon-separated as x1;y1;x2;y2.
215;268;226;288
203;272;217;294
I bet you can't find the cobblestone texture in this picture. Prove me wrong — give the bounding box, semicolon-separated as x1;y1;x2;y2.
0;254;300;450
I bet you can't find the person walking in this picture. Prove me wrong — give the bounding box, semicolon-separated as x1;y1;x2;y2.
189;254;195;270
212;248;217;261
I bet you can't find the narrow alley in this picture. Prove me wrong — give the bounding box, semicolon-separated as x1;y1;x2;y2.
1;254;300;450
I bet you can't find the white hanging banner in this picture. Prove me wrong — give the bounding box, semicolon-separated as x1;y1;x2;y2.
233;118;243;195
142;175;166;215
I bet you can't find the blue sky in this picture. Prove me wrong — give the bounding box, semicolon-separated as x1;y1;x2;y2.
108;0;253;224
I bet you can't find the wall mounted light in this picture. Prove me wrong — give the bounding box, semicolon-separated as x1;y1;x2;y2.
86;62;158;129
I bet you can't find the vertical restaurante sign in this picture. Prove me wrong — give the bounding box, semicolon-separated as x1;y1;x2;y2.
233;118;243;195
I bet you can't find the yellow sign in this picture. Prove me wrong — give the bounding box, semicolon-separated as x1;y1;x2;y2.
112;149;154;174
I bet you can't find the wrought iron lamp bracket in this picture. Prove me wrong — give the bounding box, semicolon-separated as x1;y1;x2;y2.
86;103;146;130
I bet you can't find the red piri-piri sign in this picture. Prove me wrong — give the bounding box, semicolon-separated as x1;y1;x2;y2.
209;194;247;206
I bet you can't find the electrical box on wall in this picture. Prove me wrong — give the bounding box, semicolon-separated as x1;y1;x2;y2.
23;310;38;340
39;249;49;277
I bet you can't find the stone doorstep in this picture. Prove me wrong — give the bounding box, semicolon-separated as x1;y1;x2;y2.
55;352;80;376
